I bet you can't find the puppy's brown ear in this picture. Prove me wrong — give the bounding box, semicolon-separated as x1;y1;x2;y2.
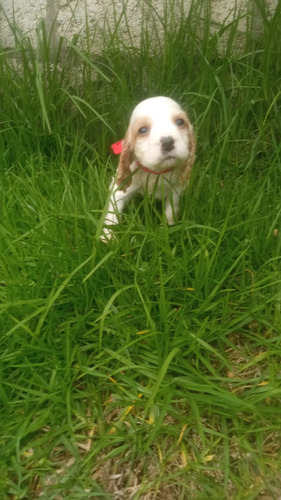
180;122;196;183
116;130;133;192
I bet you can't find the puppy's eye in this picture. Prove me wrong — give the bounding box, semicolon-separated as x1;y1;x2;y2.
175;118;185;127
138;126;149;135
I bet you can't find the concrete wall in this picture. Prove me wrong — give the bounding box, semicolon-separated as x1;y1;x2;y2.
0;0;278;52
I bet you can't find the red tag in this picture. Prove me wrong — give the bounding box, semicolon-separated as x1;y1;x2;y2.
111;140;124;154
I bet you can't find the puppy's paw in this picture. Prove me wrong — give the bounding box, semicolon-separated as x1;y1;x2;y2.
100;227;115;243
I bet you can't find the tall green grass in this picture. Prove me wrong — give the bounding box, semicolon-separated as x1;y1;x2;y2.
0;1;281;498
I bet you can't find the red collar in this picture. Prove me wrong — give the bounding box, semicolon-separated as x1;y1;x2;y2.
111;140;173;175
136;161;173;175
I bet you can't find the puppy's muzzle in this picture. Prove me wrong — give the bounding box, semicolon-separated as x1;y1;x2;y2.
161;136;175;153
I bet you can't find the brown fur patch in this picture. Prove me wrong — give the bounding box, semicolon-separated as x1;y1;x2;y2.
180;114;196;184
131;116;152;138
116;117;152;192
116;131;133;192
172;111;190;129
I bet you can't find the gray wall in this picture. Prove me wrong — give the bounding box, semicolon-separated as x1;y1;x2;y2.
0;0;277;51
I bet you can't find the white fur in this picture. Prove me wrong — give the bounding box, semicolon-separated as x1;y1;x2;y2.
102;96;195;240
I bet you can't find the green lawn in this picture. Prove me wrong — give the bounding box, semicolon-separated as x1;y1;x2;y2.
1;1;281;498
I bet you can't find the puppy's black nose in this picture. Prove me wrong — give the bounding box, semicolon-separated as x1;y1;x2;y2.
161;136;175;152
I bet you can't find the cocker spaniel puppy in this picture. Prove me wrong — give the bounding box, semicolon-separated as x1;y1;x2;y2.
102;96;196;239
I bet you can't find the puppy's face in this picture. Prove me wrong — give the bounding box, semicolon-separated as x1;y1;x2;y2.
116;96;196;189
129;96;191;170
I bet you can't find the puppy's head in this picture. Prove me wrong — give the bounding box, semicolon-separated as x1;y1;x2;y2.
116;96;196;190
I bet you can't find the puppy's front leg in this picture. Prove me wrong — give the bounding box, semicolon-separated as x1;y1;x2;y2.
102;182;135;240
165;190;180;225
